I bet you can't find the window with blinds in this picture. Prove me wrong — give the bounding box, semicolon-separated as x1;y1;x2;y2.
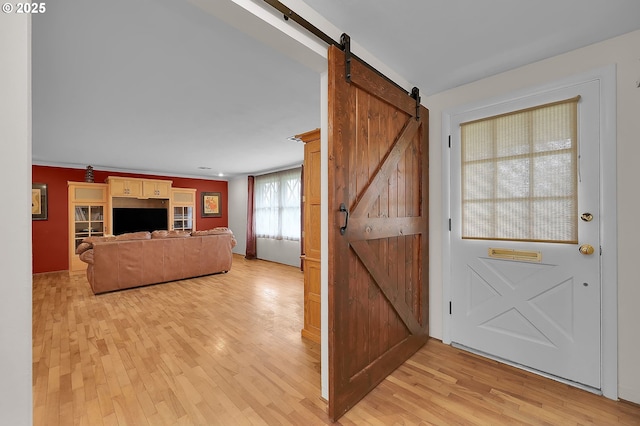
460;97;579;243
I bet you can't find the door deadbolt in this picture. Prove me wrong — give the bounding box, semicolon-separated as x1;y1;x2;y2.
579;244;595;255
581;213;593;222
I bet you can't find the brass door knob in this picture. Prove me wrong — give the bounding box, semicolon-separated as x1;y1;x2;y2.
579;244;595;255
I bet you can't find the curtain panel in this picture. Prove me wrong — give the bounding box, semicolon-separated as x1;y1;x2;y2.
245;175;257;259
254;168;302;241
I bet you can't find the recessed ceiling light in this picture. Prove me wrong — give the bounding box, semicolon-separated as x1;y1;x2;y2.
218;173;224;177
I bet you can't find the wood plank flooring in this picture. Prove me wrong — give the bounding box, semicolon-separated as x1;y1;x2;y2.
33;255;640;425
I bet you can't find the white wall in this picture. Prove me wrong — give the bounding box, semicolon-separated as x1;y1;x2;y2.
0;14;33;426
256;238;301;267
228;175;248;256
425;29;640;403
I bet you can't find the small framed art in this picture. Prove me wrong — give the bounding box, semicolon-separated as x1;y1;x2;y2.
201;192;222;218
32;183;48;220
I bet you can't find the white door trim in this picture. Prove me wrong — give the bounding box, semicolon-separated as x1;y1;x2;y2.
441;65;618;399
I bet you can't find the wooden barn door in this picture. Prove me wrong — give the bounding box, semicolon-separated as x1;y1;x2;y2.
327;44;429;421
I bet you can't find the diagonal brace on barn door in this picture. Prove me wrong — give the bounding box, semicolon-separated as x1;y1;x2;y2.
349;240;424;335
350;118;421;219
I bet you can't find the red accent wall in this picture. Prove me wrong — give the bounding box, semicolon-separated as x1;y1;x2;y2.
32;165;228;274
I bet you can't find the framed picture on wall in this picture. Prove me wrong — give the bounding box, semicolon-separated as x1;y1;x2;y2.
201;191;222;218
32;183;48;220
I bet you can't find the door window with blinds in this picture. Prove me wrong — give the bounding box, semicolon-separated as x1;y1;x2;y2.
460;97;579;243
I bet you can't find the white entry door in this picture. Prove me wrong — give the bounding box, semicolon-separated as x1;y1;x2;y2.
450;80;601;389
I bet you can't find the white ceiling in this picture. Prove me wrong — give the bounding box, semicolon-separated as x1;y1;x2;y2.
303;0;640;96
32;0;640;180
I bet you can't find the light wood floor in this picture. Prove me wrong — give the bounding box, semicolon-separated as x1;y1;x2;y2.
33;255;640;425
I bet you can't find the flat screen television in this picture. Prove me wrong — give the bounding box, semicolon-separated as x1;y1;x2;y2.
112;208;168;235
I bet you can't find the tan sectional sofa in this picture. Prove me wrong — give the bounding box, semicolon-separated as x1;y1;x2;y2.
77;228;237;294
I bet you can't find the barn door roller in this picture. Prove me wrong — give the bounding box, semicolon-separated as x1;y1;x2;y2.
340;33;352;83
411;87;420;121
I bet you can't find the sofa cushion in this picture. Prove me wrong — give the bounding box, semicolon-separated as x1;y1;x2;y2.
191;227;232;236
115;231;151;241
83;235;117;243
151;230;191;239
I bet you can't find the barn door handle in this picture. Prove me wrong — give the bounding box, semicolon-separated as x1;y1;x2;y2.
339;203;349;235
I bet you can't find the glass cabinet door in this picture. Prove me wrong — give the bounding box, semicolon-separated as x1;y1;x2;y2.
73;205;105;249
173;206;193;231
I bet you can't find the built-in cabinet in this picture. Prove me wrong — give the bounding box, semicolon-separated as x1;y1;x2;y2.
69;177;197;272
68;182;109;272
299;129;321;343
107;177;143;197
143;179;171;198
170;188;196;231
107;177;172;199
